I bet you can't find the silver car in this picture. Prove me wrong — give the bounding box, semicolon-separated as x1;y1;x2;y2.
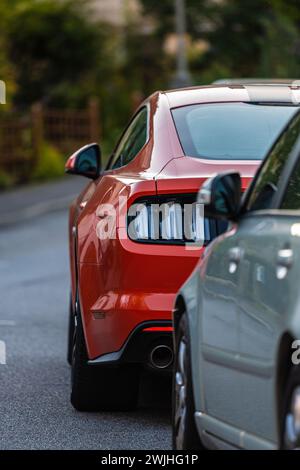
172;107;300;450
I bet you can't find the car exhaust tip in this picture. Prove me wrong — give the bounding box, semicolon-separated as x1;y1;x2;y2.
149;345;174;369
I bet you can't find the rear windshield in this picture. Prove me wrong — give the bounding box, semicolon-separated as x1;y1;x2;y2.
172;102;298;161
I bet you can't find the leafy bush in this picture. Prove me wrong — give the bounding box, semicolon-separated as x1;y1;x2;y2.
0;169;14;190
31;142;65;182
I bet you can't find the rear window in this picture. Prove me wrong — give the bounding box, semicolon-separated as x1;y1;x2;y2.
172;102;298;161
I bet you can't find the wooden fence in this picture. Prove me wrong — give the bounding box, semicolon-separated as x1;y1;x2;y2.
0;98;100;182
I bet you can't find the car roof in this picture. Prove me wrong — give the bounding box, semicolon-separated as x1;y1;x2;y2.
162;84;300;108
212;78;300;85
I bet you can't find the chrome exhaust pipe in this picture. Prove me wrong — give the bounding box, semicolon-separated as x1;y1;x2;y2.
149;345;174;369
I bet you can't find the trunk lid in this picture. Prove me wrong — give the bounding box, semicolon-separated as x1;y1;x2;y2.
155;156;260;194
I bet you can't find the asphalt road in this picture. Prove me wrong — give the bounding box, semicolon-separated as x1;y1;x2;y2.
0;209;171;450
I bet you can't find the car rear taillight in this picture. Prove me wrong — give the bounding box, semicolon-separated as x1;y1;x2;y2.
127;194;227;246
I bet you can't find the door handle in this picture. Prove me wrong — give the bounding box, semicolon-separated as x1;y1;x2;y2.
229;247;243;263
276;247;293;279
228;247;243;274
277;248;293;267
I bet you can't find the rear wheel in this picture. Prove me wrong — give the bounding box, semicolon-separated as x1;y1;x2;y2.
282;367;300;449
172;315;206;450
71;308;140;412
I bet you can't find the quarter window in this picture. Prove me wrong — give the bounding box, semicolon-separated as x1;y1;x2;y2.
110;107;148;170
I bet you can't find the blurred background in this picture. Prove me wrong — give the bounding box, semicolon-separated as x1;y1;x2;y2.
1;0;300;189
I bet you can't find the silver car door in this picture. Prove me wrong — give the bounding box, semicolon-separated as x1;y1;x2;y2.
236;213;288;445
235;133;300;447
199;223;242;429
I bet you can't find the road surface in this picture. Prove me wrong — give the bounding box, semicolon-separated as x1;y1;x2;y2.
0;209;171;450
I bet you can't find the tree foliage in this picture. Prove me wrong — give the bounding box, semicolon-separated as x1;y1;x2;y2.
4;0;104;108
140;0;300;83
1;0;300;140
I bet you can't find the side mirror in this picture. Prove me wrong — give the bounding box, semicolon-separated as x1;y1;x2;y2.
198;172;242;220
65;143;101;179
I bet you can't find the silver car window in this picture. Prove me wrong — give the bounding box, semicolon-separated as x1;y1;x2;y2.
246;112;300;211
281;157;300;210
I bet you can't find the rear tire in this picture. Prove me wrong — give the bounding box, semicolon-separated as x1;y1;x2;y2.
71;309;140;412
282;366;300;449
172;314;205;450
67;295;74;365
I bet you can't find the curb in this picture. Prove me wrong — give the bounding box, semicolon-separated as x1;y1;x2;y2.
0;193;77;228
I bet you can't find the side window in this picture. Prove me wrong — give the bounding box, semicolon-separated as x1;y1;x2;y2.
280;157;300;210
246;112;300;212
110;107;148;170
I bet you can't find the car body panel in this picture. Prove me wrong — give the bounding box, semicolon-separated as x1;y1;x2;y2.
177;218;293;448
194;412;276;450
155;156;257;194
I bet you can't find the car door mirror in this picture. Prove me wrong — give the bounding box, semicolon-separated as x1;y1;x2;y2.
198;172;242;220
65;143;101;179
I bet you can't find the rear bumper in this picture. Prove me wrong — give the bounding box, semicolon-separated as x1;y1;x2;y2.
88;320;173;372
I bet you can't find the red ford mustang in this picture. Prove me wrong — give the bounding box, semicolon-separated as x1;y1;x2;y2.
65;84;298;411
